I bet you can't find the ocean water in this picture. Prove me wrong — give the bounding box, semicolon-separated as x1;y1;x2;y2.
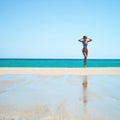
0;59;120;67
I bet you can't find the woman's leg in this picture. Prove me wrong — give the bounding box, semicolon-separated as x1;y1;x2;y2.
83;52;87;67
84;56;87;67
82;48;88;67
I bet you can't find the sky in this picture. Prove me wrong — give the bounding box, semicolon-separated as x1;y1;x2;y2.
0;0;120;59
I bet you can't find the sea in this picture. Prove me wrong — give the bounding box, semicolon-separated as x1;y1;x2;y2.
0;59;120;67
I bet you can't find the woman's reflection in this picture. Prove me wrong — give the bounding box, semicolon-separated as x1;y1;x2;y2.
82;75;88;113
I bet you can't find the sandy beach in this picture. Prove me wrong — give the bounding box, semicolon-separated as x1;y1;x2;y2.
0;68;120;120
0;67;120;75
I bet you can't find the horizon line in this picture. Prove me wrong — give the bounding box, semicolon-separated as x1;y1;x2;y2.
0;58;120;60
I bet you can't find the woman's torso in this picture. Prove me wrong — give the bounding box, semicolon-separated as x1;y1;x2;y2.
83;41;88;48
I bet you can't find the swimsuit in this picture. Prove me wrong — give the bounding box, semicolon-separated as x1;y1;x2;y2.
83;42;87;48
82;42;88;54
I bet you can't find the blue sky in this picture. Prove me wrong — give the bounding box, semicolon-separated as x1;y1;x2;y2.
0;0;120;59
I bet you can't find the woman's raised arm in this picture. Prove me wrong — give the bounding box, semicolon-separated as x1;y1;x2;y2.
87;38;92;42
78;38;84;42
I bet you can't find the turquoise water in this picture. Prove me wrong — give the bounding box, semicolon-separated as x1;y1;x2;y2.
0;59;120;68
0;59;120;67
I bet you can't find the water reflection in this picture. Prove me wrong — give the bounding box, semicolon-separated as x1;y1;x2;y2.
82;76;88;113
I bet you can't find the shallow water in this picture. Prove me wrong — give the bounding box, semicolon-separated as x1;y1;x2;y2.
0;75;120;120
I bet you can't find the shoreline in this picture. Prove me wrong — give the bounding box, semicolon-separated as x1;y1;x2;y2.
0;67;120;76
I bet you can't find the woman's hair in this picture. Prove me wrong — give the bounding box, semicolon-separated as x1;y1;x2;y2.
83;36;87;39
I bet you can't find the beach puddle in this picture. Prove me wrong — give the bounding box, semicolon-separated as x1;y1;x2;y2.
0;75;120;120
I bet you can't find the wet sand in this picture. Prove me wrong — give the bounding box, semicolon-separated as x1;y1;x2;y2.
0;74;120;120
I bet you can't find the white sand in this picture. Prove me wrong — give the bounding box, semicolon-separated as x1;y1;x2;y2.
0;68;120;75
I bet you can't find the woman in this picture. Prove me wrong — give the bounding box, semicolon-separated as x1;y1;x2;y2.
78;36;92;67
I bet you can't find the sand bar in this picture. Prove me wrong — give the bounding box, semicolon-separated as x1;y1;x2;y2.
0;67;120;75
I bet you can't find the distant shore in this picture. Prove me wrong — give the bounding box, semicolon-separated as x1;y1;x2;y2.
0;68;120;76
